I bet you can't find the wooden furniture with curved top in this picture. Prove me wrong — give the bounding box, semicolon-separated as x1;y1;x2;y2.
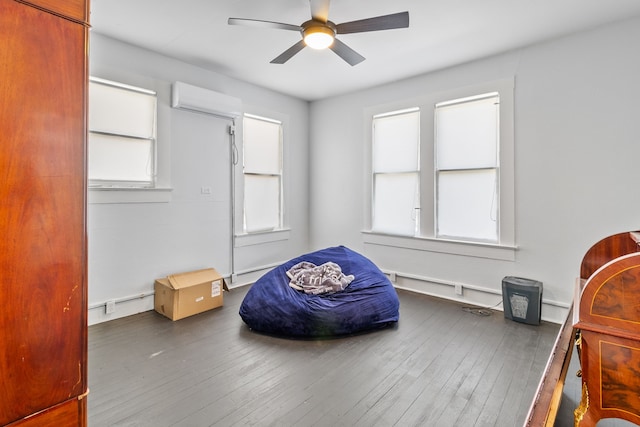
0;0;89;425
573;231;640;426
524;231;640;427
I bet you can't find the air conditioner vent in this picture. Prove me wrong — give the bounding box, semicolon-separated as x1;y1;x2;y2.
171;81;242;119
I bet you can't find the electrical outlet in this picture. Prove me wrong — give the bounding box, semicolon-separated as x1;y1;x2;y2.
454;284;463;295
106;300;116;314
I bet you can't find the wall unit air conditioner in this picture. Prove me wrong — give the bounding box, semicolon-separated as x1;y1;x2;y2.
171;81;242;119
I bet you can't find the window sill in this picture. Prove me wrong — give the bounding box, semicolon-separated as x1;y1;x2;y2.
235;228;291;247
88;187;173;204
362;231;517;261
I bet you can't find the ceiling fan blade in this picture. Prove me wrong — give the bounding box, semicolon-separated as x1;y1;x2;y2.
228;18;301;32
309;0;331;23
329;38;365;66
335;11;409;34
270;40;307;64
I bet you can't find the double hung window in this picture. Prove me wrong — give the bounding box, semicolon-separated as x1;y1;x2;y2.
372;109;420;236
435;93;500;243
242;114;283;233
88;77;157;187
367;79;514;258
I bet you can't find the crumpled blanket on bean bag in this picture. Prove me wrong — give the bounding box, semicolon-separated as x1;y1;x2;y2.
287;261;355;295
239;246;400;337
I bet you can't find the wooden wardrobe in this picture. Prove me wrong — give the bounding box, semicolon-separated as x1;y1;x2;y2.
0;0;89;425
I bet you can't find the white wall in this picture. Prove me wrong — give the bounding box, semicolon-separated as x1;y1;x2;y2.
89;17;640;326
88;34;310;324
308;17;640;323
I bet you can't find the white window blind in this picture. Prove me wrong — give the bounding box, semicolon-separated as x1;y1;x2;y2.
243;114;283;233
88;78;157;186
372;109;420;236
435;93;499;242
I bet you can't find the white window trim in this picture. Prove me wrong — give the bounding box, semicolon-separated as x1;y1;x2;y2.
87;77;172;204
362;231;516;261
434;92;500;243
362;78;516;260
242;114;283;233
88;77;158;187
372;108;421;236
234;228;291;247
233;109;291;246
88;187;173;204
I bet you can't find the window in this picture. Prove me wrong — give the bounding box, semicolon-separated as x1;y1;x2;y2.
242;114;283;233
435;93;499;243
365;79;515;260
372;109;420;236
88;77;157;187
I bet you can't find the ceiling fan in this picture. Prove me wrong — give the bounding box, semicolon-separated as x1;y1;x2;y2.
228;0;409;66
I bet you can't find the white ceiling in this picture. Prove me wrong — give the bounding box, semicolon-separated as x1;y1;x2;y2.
90;0;640;101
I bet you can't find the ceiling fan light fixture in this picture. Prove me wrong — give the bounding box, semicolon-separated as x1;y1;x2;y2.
230;5;410;65
303;25;335;49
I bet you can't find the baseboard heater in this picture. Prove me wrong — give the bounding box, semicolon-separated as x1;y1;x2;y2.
171;81;242;119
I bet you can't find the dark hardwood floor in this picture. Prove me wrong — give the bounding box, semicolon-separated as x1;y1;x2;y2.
88;285;561;426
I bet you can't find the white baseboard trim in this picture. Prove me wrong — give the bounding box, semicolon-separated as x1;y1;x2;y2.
230;261;285;287
88;268;570;326
382;269;569;325
88;278;254;325
88;293;155;326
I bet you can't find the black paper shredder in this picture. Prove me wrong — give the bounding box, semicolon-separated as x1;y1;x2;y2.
502;276;542;325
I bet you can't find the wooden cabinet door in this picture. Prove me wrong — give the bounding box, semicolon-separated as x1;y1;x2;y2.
0;0;88;425
18;0;89;23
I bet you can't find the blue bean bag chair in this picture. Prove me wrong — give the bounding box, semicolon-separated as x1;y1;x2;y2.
239;246;399;337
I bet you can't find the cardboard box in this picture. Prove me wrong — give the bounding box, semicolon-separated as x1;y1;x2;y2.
154;268;227;321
